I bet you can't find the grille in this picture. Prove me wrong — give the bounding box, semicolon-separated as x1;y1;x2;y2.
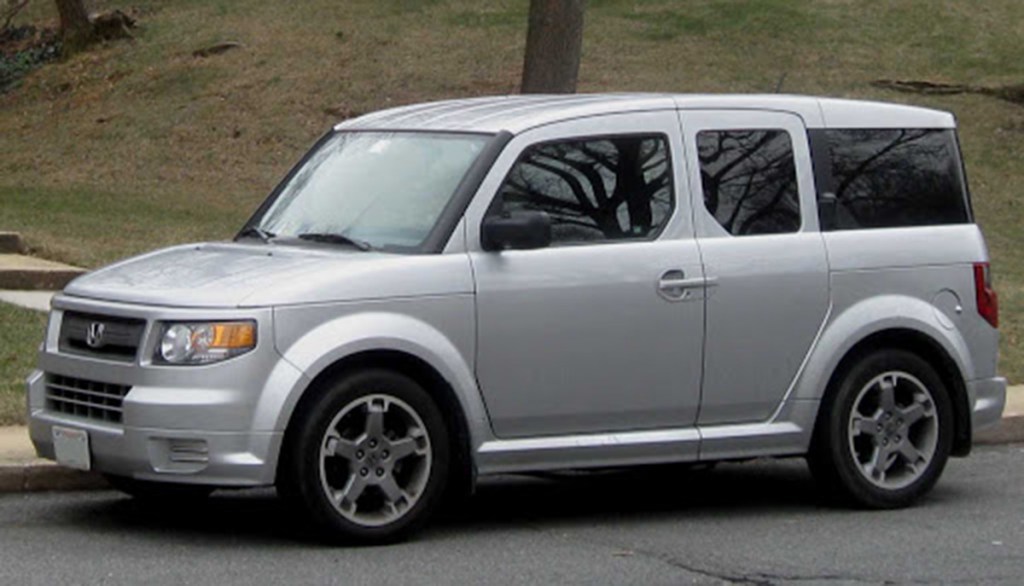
59;311;146;363
45;374;132;423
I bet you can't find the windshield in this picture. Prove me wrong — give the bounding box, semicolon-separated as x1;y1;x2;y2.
253;131;491;251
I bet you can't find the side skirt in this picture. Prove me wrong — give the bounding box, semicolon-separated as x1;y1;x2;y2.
475;399;819;476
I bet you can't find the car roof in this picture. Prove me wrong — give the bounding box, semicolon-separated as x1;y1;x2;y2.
335;93;956;134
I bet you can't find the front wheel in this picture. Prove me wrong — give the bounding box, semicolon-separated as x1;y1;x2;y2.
279;369;450;544
808;349;953;509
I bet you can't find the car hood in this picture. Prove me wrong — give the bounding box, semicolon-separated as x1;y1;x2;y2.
63;242;473;308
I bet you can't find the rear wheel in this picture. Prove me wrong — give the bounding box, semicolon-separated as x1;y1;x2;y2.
808;349;953;508
279;369;450;544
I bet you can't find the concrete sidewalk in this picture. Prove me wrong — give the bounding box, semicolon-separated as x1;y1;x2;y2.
0;290;56;311
2;386;1022;493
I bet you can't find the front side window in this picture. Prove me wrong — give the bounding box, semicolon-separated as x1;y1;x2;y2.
492;135;674;245
697;129;801;236
825;129;970;230
255;131;490;251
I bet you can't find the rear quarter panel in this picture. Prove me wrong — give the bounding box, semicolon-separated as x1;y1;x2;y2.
786;224;998;410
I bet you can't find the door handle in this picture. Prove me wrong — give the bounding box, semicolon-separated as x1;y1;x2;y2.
657;270;714;301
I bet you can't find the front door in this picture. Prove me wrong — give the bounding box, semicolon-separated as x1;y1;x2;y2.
468;112;707;438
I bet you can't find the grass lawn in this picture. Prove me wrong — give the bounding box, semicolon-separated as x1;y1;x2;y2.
0;304;46;426
1;0;1023;423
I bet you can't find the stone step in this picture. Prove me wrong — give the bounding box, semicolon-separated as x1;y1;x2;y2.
0;232;25;254
0;254;86;290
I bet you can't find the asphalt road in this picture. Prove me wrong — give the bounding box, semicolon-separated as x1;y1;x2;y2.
1;445;1022;586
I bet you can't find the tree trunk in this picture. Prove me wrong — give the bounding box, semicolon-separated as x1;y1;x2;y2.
520;0;586;94
54;0;96;54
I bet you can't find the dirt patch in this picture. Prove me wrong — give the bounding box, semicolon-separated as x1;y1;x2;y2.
192;41;242;58
873;79;1024;106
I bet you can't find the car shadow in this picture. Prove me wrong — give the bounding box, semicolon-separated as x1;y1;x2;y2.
54;457;840;546
432;458;824;535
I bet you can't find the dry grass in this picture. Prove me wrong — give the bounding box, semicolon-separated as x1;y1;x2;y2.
0;0;1023;410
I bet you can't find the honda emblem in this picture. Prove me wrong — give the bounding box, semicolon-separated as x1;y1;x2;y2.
86;322;106;348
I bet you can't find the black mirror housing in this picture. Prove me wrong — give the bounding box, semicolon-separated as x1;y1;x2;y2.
482;210;552;251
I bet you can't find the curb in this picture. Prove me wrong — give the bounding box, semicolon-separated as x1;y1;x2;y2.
0;464;108;493
973;414;1024;446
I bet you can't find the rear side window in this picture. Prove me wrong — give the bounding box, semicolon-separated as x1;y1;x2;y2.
823;129;970;230
494;135;673;245
697;129;801;236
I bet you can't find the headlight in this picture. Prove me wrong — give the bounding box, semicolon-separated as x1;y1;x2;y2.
155;321;256;365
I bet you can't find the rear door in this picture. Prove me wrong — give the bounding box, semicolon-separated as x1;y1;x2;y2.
678;110;830;425
466;111;707;439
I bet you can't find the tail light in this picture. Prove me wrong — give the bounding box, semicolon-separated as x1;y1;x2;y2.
973;262;999;328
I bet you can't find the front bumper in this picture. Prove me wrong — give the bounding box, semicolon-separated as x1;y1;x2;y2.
25;296;303;487
28;370;283;486
968;375;1007;432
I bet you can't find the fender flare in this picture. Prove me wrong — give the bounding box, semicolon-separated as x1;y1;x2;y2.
252;311;492;449
785;294;973;408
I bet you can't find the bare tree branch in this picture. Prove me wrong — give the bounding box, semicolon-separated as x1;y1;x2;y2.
504;182;585;213
833;130;930;200
2;0;29;31
523;158;597;212
736;177;798;235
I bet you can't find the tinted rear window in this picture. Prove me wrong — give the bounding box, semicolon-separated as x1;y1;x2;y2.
822;129;970;230
697;129;801;236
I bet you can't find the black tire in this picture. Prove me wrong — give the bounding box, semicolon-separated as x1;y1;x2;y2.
104;475;215;501
278;369;450;544
808;349;954;509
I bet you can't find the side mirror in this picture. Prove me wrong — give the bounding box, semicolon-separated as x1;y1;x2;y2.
481;210;552;251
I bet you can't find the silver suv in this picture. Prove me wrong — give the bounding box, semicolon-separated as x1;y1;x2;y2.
27;94;1006;543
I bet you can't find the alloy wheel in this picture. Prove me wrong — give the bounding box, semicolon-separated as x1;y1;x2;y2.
318;393;432;527
847;371;939;491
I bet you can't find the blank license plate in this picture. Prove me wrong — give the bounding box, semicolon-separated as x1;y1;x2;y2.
52;426;91;471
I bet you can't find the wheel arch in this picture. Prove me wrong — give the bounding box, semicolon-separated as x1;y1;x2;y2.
275;349;477;496
819;328;972;457
265;310;492;495
789;294;976;457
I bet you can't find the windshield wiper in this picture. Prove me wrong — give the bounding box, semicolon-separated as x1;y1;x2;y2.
236;226;275;243
296;232;373;251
